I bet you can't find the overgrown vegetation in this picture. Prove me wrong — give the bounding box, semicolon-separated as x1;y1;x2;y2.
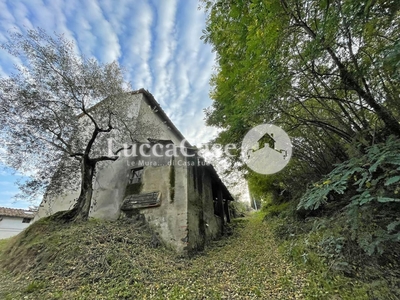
258;188;400;298
2;213;396;299
246;139;400;298
200;0;400;298
0;214;311;299
269;214;400;299
298;136;400;256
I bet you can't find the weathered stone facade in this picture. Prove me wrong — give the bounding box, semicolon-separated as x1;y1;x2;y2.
34;89;233;253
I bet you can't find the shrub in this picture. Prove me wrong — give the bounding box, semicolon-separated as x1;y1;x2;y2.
297;136;400;255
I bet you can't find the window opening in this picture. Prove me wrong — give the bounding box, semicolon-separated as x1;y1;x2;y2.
129;167;144;184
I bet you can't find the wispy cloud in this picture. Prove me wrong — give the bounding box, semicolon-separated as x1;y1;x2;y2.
144;0;216;145
66;0;121;61
119;1;154;90
0;0;219;207
148;0;178;106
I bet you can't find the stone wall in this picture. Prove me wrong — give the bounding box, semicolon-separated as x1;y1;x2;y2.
186;156;223;252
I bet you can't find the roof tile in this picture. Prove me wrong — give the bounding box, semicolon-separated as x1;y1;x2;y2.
0;207;37;219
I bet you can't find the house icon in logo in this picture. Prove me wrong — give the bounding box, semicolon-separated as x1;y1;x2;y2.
247;132;288;160
242;124;292;175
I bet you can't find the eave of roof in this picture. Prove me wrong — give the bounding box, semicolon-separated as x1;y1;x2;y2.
202;163;234;201
0;207;36;219
132;89;191;147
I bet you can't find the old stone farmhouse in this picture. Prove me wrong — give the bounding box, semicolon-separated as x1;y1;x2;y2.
34;89;234;253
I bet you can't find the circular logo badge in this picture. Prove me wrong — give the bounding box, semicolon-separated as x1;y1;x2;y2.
241;124;292;174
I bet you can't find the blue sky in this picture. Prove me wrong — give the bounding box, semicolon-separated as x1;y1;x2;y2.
0;0;218;209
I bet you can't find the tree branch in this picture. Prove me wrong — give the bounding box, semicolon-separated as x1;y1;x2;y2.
92;156;118;163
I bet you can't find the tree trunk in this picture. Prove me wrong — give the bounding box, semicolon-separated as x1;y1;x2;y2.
55;158;95;222
71;158;95;221
288;13;400;137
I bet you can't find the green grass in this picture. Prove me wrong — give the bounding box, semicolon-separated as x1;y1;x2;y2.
268;213;400;300
0;213;306;299
0;238;9;253
1;212;397;299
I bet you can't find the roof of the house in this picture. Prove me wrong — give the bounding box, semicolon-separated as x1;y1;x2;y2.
132;89;190;146
0;207;36;219
204;164;234;201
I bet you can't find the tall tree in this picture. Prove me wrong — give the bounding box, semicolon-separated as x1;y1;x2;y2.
201;0;400;186
0;28;138;221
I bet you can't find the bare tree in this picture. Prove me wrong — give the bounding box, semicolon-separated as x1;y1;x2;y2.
0;28;142;222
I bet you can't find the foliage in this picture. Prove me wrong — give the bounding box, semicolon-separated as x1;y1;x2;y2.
298;136;400;255
201;0;400;202
247;158;316;206
263;201;291;219
203;0;399;129
248;172;282;202
201;0;400;280
298;136;400;210
266;213;400;299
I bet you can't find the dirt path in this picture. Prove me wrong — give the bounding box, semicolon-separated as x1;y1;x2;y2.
170;213;306;299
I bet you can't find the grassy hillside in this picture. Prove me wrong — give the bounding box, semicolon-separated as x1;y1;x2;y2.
0;212;396;299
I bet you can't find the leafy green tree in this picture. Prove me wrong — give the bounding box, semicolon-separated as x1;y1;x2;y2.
203;0;400;134
201;0;400;192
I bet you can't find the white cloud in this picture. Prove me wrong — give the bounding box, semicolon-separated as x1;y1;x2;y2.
149;0;178;104
84;0;121;62
159;1;215;145
0;0;220;206
8;2;33;29
0;1;16;29
119;1;154;90
64;0;121;61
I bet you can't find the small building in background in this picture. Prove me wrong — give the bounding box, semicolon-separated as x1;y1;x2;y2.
0;207;36;239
